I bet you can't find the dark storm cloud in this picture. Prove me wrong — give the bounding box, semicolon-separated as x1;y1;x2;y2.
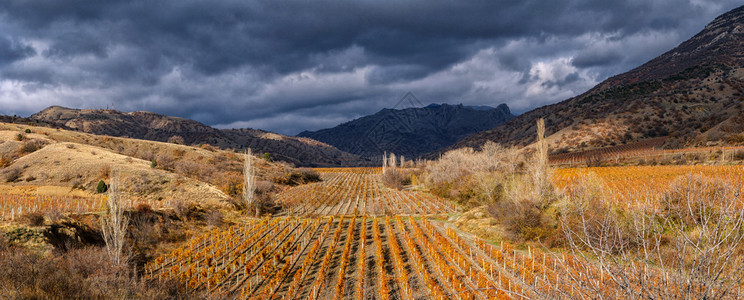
571;49;624;68
0;0;742;134
0;37;35;66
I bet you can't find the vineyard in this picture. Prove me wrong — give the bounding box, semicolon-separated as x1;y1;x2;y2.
549;137;744;166
148;215;731;299
549;137;666;165
146;215;607;299
275;169;456;216
0;193;175;220
553;165;744;199
142;165;744;299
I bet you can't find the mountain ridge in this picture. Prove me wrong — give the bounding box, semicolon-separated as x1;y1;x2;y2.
447;5;744;155
29;106;368;167
298;102;514;158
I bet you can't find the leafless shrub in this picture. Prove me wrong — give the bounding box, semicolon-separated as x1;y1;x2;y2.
423;147;479;187
560;173;744;299
153;153;176;170
4;167;21;182
423;142;521;189
293;168;320;183
734;150;744;161
382;167;405;190
45;206;64;223
98;165;111;180
255;180;274;193
167;135;185;144
60;172;73;182
129;206;159;248
17;139;46;155
174;159;200;178
480;141;520;174
171;199;190;220
482;119;559;240
128;172;156;195
204;209;224;227
0;245;193;298
20;211;45;226
0;154;13;168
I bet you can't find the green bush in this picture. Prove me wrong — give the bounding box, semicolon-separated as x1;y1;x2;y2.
150;159;157;168
24;129;31;134
96;180;108;194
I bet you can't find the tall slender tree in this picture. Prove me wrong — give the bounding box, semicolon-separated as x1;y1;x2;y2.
101;170;129;266
243;148;257;216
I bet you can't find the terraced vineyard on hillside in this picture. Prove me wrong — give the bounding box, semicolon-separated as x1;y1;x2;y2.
0;193;175;220
549;137;744;166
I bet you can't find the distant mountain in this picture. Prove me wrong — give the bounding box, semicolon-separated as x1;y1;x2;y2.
298;103;514;158
450;5;744;154
30;106;368;167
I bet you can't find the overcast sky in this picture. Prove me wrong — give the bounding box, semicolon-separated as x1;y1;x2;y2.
0;1;741;135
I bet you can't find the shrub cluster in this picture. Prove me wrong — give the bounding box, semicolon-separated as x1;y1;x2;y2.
0;242;193;299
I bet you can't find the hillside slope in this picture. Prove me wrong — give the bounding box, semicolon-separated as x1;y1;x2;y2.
451;5;744;154
30;106;367;167
0;122;232;206
298;103;514;158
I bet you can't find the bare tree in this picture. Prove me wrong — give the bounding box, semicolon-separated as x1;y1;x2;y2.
243;148;257;216
101;171;129;266
532;118;549;203
382;151;388;174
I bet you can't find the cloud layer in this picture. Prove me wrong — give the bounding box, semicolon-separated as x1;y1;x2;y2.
0;0;740;134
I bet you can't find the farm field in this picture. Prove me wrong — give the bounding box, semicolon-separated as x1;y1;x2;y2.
275;168;456;216
549;137;744;166
553;165;744;199
147;216;734;299
549;137;666;165
0;193;176;221
49;161;733;299
146;215;590;299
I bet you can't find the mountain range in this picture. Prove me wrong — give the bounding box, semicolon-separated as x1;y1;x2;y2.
451;5;744;154
298;103;514;158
